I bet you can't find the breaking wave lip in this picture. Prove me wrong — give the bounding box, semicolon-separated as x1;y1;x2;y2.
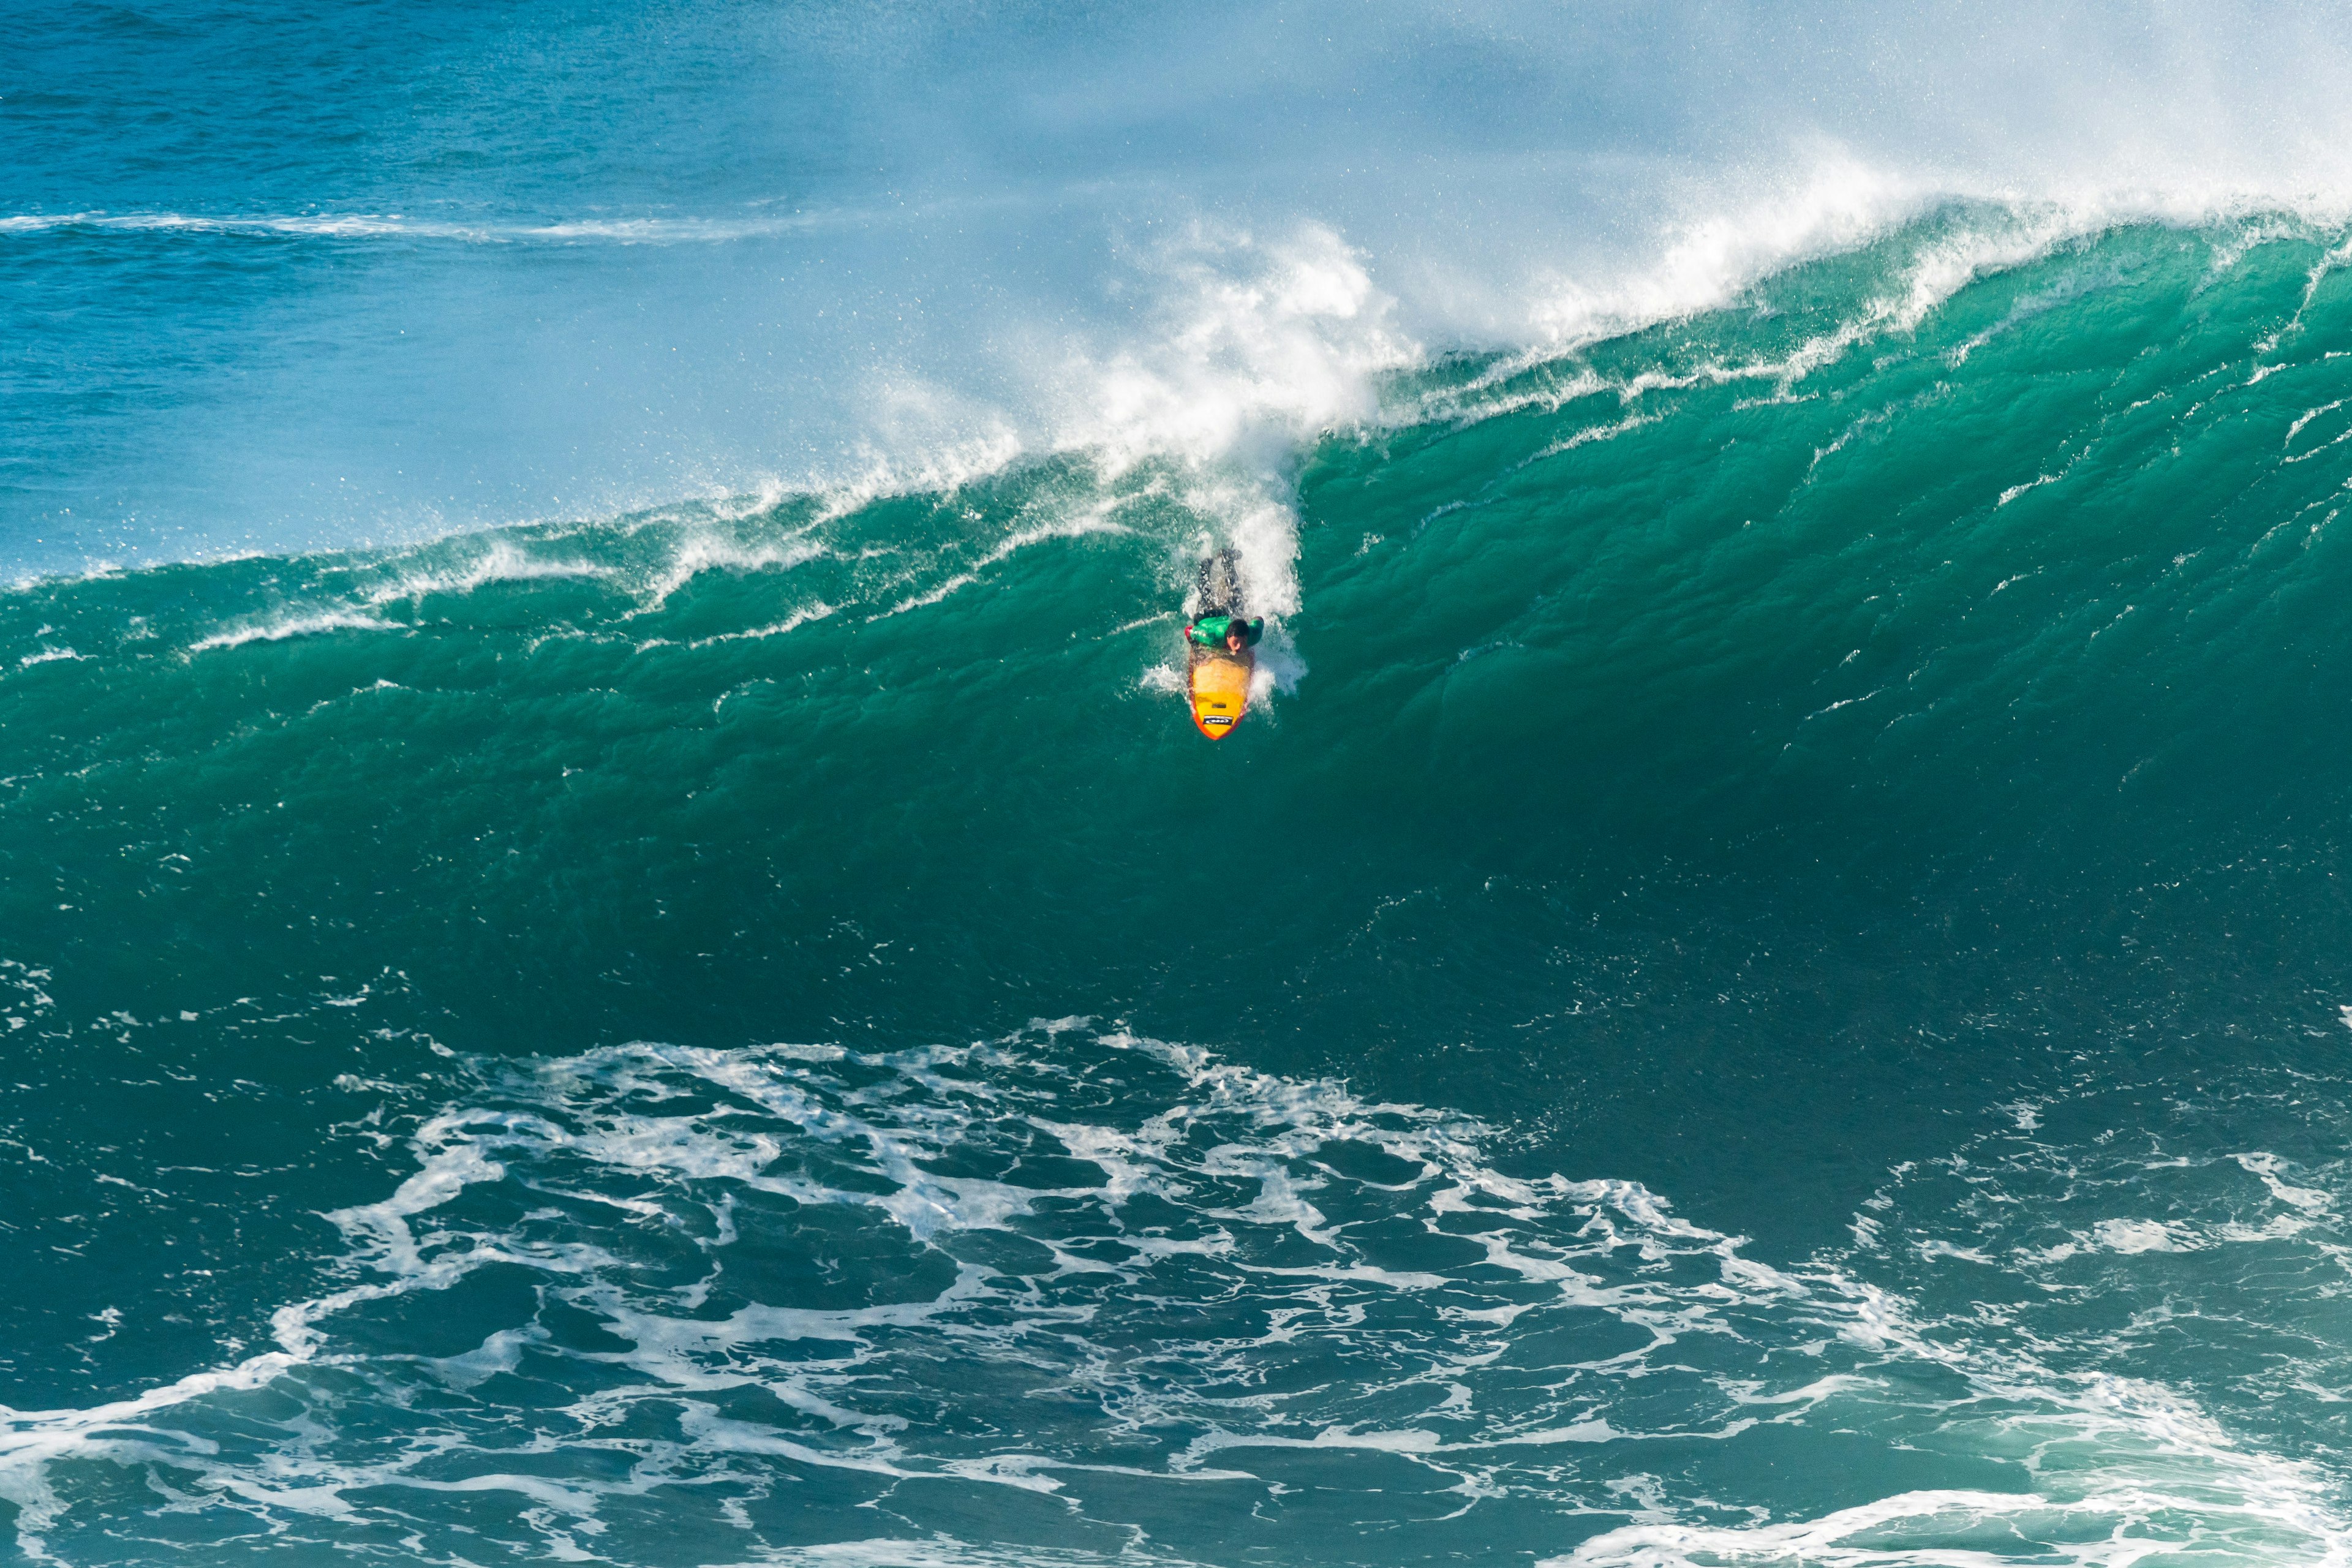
1395;195;2352;437
15;185;2352;609
631;532;828;613
185;608;399;654
357;538;616;606
1;1023;2343;1565
679;600;838;648
128;522;829;658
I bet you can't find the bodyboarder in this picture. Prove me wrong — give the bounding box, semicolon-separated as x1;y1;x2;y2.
1185;613;1263;656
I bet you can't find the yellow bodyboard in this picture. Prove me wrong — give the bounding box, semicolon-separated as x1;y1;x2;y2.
1189;649;1253;739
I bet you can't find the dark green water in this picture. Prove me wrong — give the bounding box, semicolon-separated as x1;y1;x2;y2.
4;216;2352;1563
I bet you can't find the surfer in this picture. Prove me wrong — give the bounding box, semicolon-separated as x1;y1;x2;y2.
1183;609;1261;737
1186;613;1263;654
1184;549;1261;737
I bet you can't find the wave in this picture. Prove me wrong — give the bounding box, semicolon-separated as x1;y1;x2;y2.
12;181;2349;589
13;195;2349;601
2;203;2344;785
23;8;2352;1562
4;206;2327;614
9;203;2352;1564
29;0;2352;588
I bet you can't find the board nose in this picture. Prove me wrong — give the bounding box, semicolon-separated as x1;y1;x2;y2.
1187;646;1252;740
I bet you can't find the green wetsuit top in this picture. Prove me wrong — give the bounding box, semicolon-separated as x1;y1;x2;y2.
1186;614;1264;649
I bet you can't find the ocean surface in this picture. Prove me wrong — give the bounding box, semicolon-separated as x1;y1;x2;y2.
9;3;2352;1564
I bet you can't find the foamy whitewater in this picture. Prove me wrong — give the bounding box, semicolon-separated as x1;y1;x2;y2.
8;2;2352;1564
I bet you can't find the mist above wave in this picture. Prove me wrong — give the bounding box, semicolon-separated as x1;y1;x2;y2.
17;1;2352;572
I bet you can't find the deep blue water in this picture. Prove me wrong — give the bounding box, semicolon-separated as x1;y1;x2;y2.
9;4;2352;1564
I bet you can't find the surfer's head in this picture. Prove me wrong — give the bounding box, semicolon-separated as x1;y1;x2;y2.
1224;620;1249;650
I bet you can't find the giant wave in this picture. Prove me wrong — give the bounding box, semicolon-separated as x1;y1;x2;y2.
6;206;2352;1562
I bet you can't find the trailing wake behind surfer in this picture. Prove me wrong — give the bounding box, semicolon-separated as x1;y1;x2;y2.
1185;548;1263;739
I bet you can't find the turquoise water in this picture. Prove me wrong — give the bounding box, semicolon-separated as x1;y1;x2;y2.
9;211;2352;1565
12;5;2352;1564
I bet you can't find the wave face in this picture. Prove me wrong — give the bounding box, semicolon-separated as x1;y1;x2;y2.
5;212;2352;1563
